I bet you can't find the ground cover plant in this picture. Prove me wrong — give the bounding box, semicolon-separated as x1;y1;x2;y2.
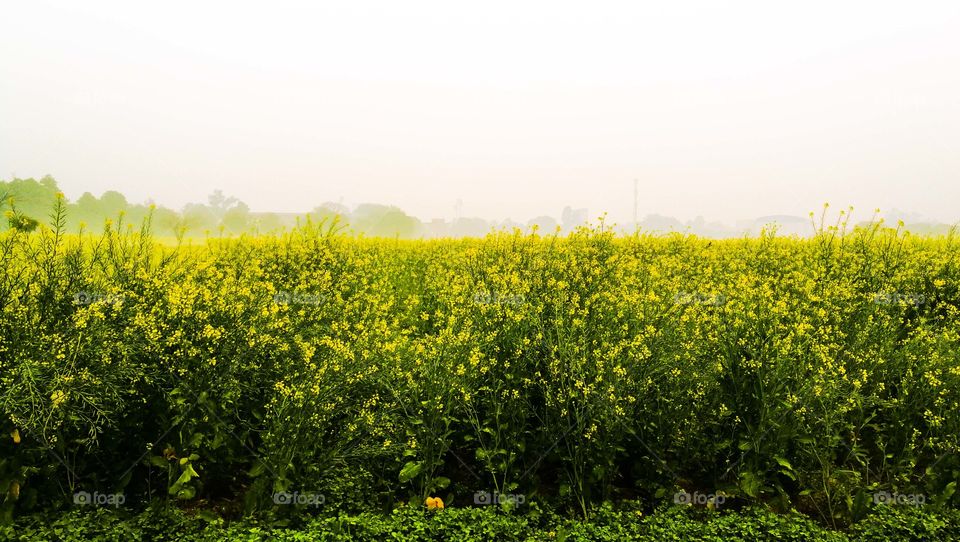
1;203;958;535
5;504;960;541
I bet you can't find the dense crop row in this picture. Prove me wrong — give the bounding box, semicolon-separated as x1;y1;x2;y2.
2;207;959;526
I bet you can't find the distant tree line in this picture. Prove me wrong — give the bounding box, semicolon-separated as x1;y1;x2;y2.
0;176;593;238
8;176;947;238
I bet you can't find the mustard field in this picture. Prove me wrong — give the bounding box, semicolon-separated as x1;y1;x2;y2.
2;211;959;528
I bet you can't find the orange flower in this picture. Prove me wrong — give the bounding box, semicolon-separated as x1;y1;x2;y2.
425;496;444;510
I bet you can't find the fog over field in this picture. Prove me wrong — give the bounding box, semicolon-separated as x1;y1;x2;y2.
2;1;959;227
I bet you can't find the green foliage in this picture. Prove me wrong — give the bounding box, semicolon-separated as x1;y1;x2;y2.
0;203;958;529
3;504;960;541
0;177;428;238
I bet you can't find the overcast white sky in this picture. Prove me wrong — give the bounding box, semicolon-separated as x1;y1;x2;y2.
1;1;958;224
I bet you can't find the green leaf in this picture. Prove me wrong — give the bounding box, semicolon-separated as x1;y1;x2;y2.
183;464;200;478
937;481;957;505
175;465;199;487
196;510;218;522
739;471;762;498
147;456;168;469
116;472;132;491
176;486;196;500
774;456;793;471
398;461;423;483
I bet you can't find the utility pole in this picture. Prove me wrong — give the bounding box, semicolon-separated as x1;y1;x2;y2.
633;179;638;228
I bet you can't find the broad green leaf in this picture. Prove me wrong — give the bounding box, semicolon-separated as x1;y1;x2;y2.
398;461;423;483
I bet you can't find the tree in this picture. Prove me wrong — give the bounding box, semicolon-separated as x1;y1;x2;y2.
0;177;59;224
208;189;240;221
221;202;251;233
561;206;588;231
253;212;283;232
352;204;422;238
310;202;349;224
181;203;218;232
527;215;558;232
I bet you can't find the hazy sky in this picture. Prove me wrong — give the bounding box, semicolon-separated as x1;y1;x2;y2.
2;1;959;224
